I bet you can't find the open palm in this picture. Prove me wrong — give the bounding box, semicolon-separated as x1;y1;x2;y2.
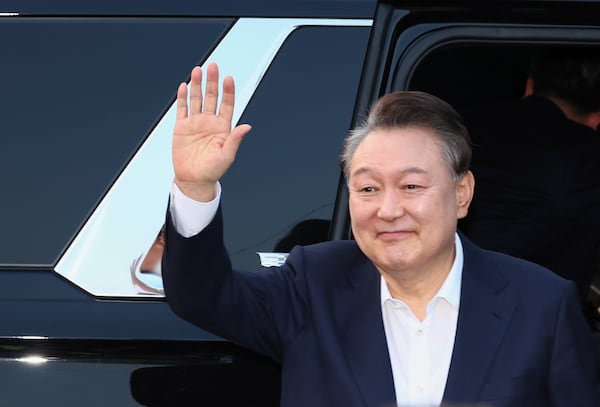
173;63;251;201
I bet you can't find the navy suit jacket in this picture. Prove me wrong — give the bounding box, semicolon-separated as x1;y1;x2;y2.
163;208;599;407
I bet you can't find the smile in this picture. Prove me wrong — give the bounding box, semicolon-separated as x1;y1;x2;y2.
377;230;413;240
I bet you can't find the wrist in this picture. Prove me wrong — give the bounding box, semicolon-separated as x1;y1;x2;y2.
174;180;218;203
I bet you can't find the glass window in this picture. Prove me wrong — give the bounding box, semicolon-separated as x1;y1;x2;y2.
220;25;370;270
0;17;231;266
48;19;372;297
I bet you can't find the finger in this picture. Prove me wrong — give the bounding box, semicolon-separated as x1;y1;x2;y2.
219;75;236;123
176;82;188;120
189;66;203;114
204;62;219;114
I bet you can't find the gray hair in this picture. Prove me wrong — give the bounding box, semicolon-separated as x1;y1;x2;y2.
340;91;471;182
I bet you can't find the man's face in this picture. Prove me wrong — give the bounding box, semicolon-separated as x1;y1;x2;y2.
348;127;473;276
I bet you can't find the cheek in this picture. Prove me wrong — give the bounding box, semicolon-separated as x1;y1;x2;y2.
410;193;455;222
349;196;370;218
407;197;438;221
409;199;429;215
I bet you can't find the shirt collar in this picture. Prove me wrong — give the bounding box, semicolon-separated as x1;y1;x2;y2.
380;233;463;311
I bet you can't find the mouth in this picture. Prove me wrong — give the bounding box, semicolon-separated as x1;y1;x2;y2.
377;230;413;241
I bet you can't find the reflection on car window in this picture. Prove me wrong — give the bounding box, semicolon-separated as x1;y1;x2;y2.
221;26;370;270
131;226;165;296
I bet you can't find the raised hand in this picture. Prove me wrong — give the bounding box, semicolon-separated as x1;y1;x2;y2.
172;63;251;202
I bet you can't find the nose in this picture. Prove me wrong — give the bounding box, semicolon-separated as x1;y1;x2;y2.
376;189;405;221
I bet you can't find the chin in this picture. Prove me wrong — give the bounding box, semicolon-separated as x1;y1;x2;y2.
374;252;413;273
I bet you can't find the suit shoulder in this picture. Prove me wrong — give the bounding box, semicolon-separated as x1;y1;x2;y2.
476;247;573;292
284;240;372;283
293;240;364;265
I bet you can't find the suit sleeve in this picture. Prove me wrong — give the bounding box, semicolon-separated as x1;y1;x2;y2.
548;282;600;405
162;206;309;362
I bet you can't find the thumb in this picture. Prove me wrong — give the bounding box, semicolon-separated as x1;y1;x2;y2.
224;124;252;157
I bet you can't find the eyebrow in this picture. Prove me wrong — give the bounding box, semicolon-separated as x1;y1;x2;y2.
351;166;427;178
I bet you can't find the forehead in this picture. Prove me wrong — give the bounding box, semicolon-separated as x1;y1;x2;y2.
350;127;448;176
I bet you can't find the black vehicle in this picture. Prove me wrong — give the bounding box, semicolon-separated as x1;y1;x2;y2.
1;0;598;405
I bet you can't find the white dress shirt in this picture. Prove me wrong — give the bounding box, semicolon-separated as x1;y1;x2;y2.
170;182;221;237
170;182;462;406
381;235;462;407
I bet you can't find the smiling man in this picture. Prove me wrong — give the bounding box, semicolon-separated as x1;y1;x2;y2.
162;64;599;407
343;94;474;322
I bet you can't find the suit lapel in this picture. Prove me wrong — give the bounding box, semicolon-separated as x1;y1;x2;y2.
443;237;517;402
333;252;396;407
331;237;516;405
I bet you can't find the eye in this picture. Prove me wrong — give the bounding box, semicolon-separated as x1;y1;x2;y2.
352;184;378;194
404;184;421;191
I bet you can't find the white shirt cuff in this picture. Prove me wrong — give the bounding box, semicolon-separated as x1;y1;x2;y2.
169;182;221;238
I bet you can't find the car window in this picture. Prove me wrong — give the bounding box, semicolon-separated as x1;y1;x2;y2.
0;17;232;266
222;25;371;270
50;19;372;297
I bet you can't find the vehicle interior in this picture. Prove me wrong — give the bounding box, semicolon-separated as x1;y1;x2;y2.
407;42;600;330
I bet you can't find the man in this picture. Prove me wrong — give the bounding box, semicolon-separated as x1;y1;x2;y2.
162;63;599;406
459;48;600;303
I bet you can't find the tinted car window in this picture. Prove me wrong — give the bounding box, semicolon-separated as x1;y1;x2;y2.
220;25;370;270
408;44;531;109
47;18;372;298
0;18;232;266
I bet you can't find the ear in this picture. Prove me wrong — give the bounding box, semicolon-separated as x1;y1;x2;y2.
456;171;475;219
524;77;535;97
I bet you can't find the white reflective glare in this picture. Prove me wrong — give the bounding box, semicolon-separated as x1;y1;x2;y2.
17;355;48;365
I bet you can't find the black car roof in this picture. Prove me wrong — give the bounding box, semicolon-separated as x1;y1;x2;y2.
2;0;377;18
9;0;600;19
